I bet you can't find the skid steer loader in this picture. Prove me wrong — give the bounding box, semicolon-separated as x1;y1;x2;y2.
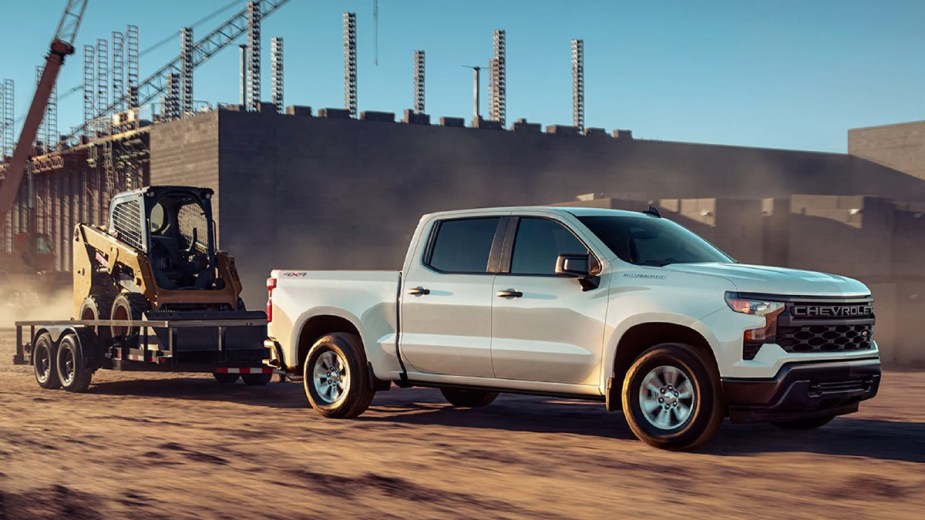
68;185;270;384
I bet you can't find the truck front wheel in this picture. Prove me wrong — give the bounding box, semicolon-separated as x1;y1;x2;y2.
621;343;723;451
303;333;375;419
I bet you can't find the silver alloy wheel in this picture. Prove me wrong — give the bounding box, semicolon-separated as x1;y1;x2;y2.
312;350;349;404
60;348;75;386
638;365;696;431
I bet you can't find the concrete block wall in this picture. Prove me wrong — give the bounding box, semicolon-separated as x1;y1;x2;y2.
849;120;925;182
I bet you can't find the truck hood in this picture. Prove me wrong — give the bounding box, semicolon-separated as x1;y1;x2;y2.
661;263;870;298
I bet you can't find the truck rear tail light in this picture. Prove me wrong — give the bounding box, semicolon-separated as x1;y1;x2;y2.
267;277;277;323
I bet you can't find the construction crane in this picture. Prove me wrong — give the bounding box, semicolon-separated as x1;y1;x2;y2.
0;0;88;237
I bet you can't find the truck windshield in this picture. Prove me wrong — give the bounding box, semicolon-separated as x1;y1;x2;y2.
577;215;733;267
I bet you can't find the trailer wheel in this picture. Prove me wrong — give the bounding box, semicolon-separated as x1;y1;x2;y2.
303;333;375;419
621;343;724;451
79;294;114;342
110;292;150;345
242;373;272;386
33;333;61;390
212;372;240;384
57;333;93;393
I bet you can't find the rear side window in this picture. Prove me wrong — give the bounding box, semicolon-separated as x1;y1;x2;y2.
427;218;500;274
511;218;588;275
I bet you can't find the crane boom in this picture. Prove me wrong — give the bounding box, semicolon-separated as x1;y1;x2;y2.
0;0;87;237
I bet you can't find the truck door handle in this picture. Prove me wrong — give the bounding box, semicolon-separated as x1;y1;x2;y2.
408;286;430;296
496;289;523;298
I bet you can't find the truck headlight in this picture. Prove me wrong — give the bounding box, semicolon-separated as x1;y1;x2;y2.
725;293;785;360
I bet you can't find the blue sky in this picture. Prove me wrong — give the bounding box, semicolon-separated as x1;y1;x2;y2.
1;0;923;152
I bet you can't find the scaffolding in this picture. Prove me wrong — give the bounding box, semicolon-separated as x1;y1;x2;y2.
489;30;506;126
413;50;425;114
112;31;125;114
181;26;194;115
1;79;13;158
83;45;95;137
343;12;357;117
246;1;261;111
271;37;283;114
571;39;584;132
126;25;139;109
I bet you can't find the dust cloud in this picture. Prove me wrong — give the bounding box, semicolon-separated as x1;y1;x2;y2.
0;279;72;328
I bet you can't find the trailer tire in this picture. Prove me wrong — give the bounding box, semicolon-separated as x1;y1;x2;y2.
212;372;240;384
440;388;499;408
621;342;724;451
33;333;61;390
79;294;114;342
242;373;272;386
110;292;150;345
57;333;93;393
303;333;374;419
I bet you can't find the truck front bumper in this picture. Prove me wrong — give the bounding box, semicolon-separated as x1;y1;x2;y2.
722;358;880;424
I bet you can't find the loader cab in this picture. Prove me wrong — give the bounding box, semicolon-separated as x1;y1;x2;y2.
109;186;217;290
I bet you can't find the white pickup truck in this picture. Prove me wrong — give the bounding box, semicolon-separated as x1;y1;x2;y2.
265;206;880;450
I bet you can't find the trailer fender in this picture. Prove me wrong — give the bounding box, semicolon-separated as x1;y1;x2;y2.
40;326;104;370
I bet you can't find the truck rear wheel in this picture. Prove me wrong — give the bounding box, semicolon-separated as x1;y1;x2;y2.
303;333;375;419
33;333;61;390
440;388;499;408
110;292;150;345
57;333;94;393
621;343;723;451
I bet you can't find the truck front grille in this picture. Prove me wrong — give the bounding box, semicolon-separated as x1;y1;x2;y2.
776;324;873;353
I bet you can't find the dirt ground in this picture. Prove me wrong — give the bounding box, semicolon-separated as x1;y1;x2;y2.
0;329;923;519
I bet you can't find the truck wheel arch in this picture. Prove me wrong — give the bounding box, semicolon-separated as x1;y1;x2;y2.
296;315;362;371
610;323;718;410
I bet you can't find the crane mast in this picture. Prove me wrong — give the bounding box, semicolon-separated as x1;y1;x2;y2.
0;0;88;237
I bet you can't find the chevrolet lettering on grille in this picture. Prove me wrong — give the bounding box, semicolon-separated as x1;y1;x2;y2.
791;304;873;318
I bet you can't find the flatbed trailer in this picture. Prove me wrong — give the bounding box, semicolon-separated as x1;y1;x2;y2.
12;314;274;391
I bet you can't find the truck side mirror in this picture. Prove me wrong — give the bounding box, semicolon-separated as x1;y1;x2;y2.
556;254;590;277
556;254;601;291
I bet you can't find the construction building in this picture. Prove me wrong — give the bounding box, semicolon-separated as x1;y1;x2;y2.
1;1;923;365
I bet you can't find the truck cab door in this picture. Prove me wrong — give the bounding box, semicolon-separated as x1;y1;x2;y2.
491;216;609;386
399;216;506;378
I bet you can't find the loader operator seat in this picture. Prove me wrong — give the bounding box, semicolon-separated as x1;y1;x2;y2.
149;197;215;290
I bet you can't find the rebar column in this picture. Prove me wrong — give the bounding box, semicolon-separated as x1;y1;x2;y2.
83;45;95;137
413;50;425;114
96;38;109;135
571;39;584;132
343;12;357;117
181;26;194;116
239;44;247;107
112;31;125;114
126;25;139;109
271;37;283;114
490;30;506;126
246;1;261;111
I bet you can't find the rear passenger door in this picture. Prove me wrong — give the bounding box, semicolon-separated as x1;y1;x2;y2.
491;216;609;386
399;216;505;378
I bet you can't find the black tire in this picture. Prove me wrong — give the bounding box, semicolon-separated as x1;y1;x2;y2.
303;333;375;419
773;415;836;430
212;372;240;384
32;332;61;390
79;294;114;343
110;292;150;344
440;388;499;408
242;373;272;386
621;343;724;451
56;333;93;393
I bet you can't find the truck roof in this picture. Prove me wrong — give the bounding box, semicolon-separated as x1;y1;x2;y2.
422;206;655;220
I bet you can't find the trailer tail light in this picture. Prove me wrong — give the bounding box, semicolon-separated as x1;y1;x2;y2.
267;277;277;323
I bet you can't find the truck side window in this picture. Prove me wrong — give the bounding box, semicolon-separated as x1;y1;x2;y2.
511;218;588;275
427;217;500;274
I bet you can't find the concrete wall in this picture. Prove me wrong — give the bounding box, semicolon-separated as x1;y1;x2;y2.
849;120;925;182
